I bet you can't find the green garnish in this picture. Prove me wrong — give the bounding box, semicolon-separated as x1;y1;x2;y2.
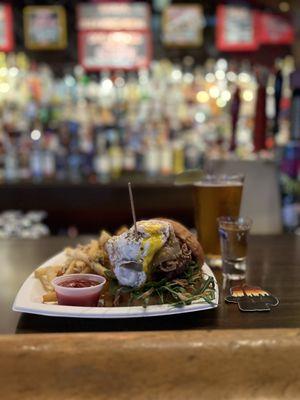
108;262;215;308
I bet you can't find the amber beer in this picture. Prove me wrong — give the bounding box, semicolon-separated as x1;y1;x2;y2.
194;176;243;266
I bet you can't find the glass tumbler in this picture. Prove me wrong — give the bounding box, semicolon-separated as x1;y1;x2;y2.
218;216;252;280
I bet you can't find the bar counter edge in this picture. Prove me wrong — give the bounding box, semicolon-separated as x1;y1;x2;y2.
1;328;299;400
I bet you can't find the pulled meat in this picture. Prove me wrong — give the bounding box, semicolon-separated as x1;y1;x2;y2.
155;241;192;280
152;228;181;267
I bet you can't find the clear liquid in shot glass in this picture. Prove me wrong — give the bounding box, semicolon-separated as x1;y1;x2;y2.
218;217;252;280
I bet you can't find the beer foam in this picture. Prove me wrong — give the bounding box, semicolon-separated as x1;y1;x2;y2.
194;181;243;187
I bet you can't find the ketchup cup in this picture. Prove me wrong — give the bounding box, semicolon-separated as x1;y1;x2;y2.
52;274;106;307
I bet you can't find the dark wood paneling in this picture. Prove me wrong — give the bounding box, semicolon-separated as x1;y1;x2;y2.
0;182;194;232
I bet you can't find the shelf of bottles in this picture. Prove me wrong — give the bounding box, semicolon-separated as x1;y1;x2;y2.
0;52;295;183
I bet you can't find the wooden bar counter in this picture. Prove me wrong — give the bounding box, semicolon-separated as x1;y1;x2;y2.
1;329;300;400
1;234;300;399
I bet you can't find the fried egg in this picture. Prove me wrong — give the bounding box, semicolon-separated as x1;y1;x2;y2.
106;220;171;287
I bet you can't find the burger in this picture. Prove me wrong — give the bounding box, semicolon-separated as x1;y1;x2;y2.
105;219;206;305
106;218;204;288
36;217;215;308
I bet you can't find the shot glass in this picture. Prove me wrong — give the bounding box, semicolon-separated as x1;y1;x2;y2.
218;216;252;280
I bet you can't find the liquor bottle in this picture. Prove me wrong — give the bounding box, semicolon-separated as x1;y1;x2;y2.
109;140;123;179
30;143;44;182
172;139;185;174
230;86;241;151
184;136;202;170
123;147;136;173
94;135;110;182
56;145;68;181
253;68;268;152
0;139;4;183
68;144;82;183
4;145;18;182
18;141;31;180
79;123;94;179
144;140;160;177
160;143;173;175
43;146;56;179
289;70;300;141
273;66;283;135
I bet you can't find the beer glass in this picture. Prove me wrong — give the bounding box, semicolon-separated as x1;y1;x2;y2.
193;174;244;267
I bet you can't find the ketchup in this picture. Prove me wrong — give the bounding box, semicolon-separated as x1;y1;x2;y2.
52;274;106;307
58;279;100;288
56;291;101;307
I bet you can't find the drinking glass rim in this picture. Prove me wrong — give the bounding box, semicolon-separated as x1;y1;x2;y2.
218;216;252;229
193;174;244;186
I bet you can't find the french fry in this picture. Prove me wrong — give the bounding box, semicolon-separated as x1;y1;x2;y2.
114;225;128;236
43;291;57;303
36;232;116;306
87;240;101;259
75;260;85;269
39;275;53;292
98;230;111;247
82;266;93;274
69;249;90;264
35;265;63;292
92;262;107;276
34;265;61;279
65;259;76;274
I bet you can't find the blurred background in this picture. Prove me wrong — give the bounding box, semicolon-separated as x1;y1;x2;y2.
0;0;299;236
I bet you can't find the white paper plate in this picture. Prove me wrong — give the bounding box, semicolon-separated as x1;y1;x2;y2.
13;252;219;318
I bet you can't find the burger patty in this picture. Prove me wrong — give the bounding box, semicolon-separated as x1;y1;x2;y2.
158;218;204;267
155;240;192;280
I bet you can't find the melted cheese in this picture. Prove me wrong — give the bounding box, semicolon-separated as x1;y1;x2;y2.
138;220;169;274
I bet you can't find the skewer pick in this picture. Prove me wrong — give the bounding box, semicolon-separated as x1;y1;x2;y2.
128;182;137;235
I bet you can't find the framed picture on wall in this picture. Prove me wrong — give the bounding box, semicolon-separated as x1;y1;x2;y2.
78;30;152;71
162;4;203;47
23;6;67;50
216;5;259;51
77;3;150;31
259;12;294;45
0;4;14;52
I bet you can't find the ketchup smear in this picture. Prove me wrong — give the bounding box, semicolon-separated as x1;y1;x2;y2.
58;279;100;288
